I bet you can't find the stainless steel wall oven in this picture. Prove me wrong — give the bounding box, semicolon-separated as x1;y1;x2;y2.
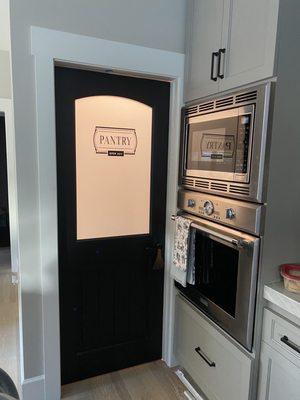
174;190;264;351
180;83;273;203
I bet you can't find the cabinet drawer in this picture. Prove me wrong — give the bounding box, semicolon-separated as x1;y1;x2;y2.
262;309;300;367
258;342;300;400
174;295;252;400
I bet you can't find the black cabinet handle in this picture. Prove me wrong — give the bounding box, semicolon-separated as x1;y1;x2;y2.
210;51;219;81
195;346;216;367
217;48;226;79
280;335;300;354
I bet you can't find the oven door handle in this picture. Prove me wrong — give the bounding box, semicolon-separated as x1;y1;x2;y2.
171;215;251;248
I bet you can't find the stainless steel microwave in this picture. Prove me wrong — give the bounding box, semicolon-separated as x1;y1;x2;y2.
180;83;273;203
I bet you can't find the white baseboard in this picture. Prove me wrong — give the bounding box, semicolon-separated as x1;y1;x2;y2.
175;370;204;400
22;375;45;400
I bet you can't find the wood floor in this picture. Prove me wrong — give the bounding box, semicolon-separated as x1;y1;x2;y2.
0;248;20;393
61;360;187;400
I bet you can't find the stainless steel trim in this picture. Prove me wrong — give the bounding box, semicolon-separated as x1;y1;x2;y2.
180;82;273;203
186;104;253;123
177;189;265;236
184;105;254;184
173;211;260;351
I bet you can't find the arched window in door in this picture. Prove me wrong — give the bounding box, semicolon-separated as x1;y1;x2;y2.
75;95;153;239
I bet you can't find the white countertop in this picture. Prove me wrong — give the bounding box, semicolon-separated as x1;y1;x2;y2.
264;281;300;320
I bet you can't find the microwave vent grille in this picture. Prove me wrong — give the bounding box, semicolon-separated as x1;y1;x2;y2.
195;179;209;189
182;177;194;187
187;89;258;117
198;101;214;112
185;105;198;116
215;96;234;109
235;90;257;104
210;182;228;192
229;184;250;196
182;178;251;198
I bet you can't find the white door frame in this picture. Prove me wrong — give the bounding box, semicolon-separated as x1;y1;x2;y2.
30;26;184;400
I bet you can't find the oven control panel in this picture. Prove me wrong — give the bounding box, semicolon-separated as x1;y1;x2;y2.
203;200;214;216
178;189;265;236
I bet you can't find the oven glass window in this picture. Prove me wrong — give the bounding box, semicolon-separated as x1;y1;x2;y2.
186;114;251;174
195;230;239;317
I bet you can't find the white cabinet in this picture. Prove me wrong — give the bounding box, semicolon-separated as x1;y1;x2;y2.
185;0;224;101
185;0;279;102
258;343;300;400
258;309;300;400
220;0;279;92
174;295;252;400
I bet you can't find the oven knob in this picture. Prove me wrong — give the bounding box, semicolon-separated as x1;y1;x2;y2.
203;200;214;215
187;199;196;208
226;208;235;220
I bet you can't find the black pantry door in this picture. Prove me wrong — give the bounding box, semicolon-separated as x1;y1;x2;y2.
55;66;170;384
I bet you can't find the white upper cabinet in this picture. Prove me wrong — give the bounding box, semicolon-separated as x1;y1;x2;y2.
220;0;279;92
185;0;279;102
184;0;224;102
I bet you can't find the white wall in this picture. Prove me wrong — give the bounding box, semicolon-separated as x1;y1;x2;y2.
0;0;11;98
11;0;186;53
9;0;187;381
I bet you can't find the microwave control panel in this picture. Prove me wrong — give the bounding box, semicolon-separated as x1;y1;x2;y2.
235;114;251;174
178;189;265;236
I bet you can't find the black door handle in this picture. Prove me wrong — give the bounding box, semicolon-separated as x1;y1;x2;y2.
195;346;216;367
217;48;226;79
210;51;219;81
280;335;300;354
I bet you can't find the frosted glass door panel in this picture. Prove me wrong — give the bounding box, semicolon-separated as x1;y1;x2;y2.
75;96;152;239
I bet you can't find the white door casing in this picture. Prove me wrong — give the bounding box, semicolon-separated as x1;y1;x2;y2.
30;27;184;400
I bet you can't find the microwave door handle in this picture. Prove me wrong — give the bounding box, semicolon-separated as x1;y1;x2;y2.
171;215;251;248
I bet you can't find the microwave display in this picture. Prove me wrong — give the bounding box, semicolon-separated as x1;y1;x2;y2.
186;114;251;175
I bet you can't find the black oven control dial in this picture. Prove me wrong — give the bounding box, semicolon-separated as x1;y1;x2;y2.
203;200;214;215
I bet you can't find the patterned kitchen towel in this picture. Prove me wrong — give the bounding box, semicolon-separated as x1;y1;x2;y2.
172;216;195;287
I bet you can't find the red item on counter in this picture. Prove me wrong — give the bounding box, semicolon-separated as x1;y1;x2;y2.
280;264;300;293
281;264;300;281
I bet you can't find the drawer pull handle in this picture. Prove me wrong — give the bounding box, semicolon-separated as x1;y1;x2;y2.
280;335;300;354
194;346;216;367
